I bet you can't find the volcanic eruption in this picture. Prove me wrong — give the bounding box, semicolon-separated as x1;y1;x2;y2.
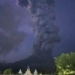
17;0;61;73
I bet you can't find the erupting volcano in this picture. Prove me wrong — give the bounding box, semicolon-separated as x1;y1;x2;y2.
16;0;61;73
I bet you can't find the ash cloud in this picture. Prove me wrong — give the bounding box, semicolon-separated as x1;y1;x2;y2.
18;0;61;54
18;0;29;7
0;2;26;55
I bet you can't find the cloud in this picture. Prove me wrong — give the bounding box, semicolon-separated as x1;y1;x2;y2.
0;2;26;55
18;0;61;54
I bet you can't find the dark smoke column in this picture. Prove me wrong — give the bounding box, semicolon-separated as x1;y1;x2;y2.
18;0;60;73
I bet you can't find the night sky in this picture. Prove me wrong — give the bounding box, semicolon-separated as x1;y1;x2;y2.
53;0;75;56
0;0;75;63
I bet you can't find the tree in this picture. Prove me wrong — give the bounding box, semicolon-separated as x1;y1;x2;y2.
3;68;13;75
55;52;75;75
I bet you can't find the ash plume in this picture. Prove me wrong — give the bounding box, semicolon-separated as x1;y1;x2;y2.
18;0;60;54
0;3;26;55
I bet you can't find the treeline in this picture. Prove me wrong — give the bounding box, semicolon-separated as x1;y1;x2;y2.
0;51;75;75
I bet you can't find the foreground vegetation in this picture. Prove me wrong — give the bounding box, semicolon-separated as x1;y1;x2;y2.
1;51;75;75
55;52;75;75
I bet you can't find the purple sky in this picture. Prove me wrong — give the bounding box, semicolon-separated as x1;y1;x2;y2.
53;0;75;56
0;0;75;62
